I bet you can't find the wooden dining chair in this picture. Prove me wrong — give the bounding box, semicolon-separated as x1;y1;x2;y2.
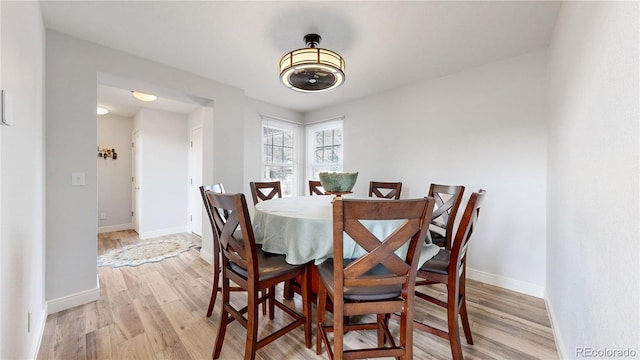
413;190;486;360
208;192;312;360
428;184;465;249
202;186;271;318
316;197;435;360
200;184;231;317
309;180;326;195
368;181;402;199
250;181;282;205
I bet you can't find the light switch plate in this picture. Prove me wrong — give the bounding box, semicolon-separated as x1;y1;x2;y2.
72;172;86;186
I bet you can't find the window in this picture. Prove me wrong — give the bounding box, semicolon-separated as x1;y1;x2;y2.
261;118;301;197
260;117;343;197
306;119;343;180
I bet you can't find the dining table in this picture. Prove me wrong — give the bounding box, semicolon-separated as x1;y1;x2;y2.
252;195;440;268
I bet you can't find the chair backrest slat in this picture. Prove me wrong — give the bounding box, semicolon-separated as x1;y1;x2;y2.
250;181;282;205
309;180;326;195
368;181;403;200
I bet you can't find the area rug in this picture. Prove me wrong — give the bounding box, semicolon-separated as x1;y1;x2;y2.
98;238;195;268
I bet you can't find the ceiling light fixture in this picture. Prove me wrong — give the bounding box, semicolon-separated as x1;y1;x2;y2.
96;106;109;115
131;91;157;102
279;33;345;92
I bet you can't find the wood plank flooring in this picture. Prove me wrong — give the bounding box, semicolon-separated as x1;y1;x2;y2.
37;230;557;359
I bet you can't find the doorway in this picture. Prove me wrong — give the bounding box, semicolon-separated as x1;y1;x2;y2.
97;79;211;240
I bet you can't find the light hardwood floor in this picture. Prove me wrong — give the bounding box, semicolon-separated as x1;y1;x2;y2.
37;230;558;359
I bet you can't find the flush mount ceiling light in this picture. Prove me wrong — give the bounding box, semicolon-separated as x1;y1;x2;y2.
131;91;157;102
96;106;109;115
279;33;345;92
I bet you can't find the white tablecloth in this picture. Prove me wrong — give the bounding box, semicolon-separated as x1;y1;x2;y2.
252;196;440;266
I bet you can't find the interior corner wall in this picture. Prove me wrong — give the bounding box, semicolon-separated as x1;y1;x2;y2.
546;2;639;357
45;30;245;309
97;114;133;232
1;2;46;359
304;50;549;296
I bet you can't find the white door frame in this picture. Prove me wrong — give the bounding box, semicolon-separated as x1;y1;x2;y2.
132;131;142;234
189;126;204;236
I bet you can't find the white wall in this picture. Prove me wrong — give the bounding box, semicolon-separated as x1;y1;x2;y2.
305;50;548;296
97;114;133;232
45;30;245;311
0;2;46;358
133;108;189;238
547;2;639;358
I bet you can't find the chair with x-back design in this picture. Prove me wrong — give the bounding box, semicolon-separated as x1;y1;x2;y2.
250;181;282;205
316;197;435;360
428;184;465;249
413;190;486;360
209;192;312;360
200;184;228;317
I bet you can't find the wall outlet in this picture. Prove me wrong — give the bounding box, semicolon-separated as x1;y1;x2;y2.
28;311;31;333
99;212;107;220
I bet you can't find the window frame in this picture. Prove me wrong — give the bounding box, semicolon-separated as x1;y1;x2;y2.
305;118;344;183
261;117;302;197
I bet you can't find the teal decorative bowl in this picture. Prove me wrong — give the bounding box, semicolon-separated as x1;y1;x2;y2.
319;172;359;193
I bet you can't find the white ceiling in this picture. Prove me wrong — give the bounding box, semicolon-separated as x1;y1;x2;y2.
40;1;561;116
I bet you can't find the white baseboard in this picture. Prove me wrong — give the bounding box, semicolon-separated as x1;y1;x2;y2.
467;267;545;298
200;247;213;264
98;223;133;234
30;302;49;359
138;226;188;240
47;282;100;313
544;289;568;359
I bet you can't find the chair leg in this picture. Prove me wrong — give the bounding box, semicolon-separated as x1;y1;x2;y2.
244;287;259;360
268;286;276;320
212;278;229;359
316;283;327;355
206;282;218;317
334;299;344;360
460;298;473;345
283;279;294;300
459;272;473;345
447;295;464;360
376;314;385;347
207;254;221;317
261;289;267;316
402;298;413;360
301;265;312;348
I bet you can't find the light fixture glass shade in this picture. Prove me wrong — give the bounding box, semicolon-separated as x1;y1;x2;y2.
280;40;345;92
131;91;157;102
97;106;109;115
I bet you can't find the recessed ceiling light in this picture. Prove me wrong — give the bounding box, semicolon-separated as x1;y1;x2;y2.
131;91;157;102
97;106;109;115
